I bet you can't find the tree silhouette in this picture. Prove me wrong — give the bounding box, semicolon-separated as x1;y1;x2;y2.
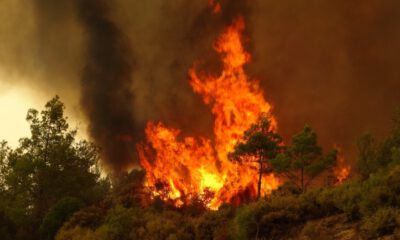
271;125;337;192
0;96;109;239
229;114;282;199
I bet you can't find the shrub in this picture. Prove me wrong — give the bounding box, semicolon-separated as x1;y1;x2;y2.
232;200;269;240
58;205;106;235
329;182;362;220
361;207;400;238
55;226;97;240
195;204;233;240
0;210;15;240
40;197;83;240
94;205;135;240
301;221;320;239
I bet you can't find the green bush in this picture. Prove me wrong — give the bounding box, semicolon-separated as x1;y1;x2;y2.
328;182;362;220
40;197;83;240
301;221;320;239
195;204;233;240
232;200;268;240
94;205;136;240
56;226;97;240
232;196;302;240
0;210;15;240
361;207;400;238
60;205;105;232
386;165;400;199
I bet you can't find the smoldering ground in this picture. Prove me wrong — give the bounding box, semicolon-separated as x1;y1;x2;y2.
1;0;400;171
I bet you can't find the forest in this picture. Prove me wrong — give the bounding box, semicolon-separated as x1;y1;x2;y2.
1;97;400;240
2;1;400;240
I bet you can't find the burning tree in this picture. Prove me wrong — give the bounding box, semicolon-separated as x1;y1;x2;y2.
271;125;337;192
229;114;282;199
137;17;280;209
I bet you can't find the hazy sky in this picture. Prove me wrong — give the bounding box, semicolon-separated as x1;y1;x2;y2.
0;70;87;147
0;0;86;147
0;76;36;147
1;0;400;165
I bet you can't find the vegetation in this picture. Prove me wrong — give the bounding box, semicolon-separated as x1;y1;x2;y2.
2;97;400;239
229;114;282;199
0;96;109;240
271;125;337;192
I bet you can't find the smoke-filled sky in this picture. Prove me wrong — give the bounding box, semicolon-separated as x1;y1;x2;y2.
1;0;400;170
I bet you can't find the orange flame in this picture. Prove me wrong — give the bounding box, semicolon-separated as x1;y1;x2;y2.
336;167;350;184
208;0;221;14
334;147;351;185
138;17;279;209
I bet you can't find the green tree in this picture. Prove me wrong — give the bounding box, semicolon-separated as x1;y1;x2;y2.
40;197;83;240
229;114;282;199
356;110;400;179
356;133;377;179
0;141;15;240
0;141;10;187
1;96;109;239
271;125;337;192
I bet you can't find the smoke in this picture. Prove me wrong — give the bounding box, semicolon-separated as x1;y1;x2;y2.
1;0;400;170
75;0;138;172
111;0;254;138
249;0;400;158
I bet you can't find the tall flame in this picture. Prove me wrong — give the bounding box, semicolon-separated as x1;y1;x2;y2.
334;148;351;184
138;17;279;209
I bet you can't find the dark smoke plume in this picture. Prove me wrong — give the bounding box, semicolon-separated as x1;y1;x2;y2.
3;0;400;170
76;0;137;172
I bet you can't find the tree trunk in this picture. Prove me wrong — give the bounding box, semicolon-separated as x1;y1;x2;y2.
257;156;262;199
301;167;304;193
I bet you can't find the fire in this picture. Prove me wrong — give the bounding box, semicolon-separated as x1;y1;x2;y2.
208;0;221;14
138;16;279;209
334;147;351;184
336;167;350;184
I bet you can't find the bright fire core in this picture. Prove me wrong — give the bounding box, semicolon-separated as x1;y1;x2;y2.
137;17;280;209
